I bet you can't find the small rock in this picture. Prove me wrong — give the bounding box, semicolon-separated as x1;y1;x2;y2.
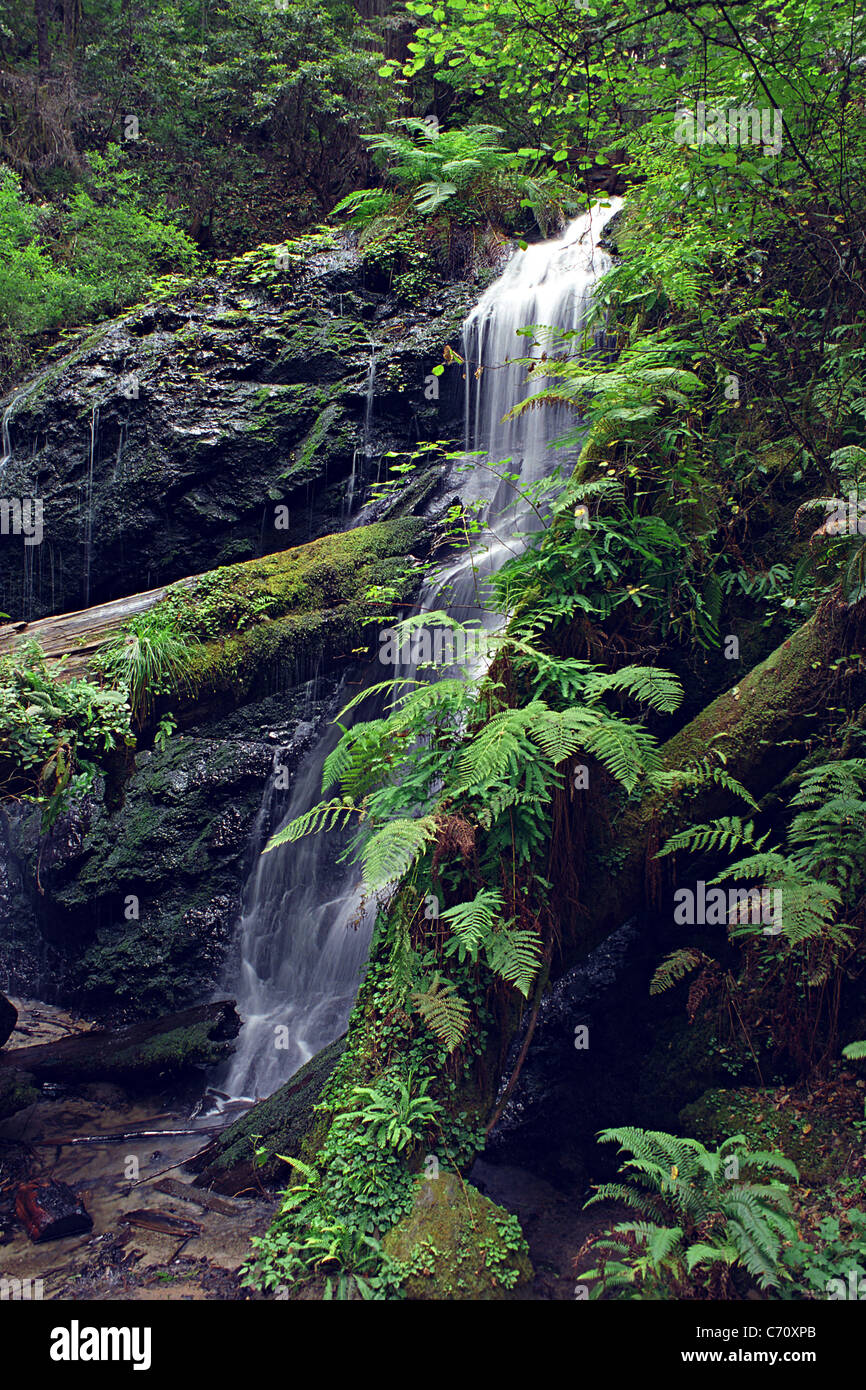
15;1180;94;1243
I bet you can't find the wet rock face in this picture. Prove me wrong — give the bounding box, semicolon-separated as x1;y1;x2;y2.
0;680;343;1022
0;236;475;622
485;920;653;1187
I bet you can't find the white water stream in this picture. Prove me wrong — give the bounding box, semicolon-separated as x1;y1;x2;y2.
216;199;621;1100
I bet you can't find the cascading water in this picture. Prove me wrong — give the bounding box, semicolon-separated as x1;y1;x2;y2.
216;198;621;1101
0;402;15;475
345;352;376;520
0;388;29;477
83;404;100;605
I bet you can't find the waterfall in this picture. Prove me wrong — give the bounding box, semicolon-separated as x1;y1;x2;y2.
84;404;100;605
0;403;14;475
345;352;376;520
0;392;26;477
216;199;621;1101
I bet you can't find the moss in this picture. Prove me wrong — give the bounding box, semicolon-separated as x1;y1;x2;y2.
382;1171;533;1299
191;1036;346;1194
680;1086;861;1185
294;401;341;475
146;518;427;708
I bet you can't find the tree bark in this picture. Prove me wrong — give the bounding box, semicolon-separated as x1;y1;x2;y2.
559;595;864;967
34;0;51;80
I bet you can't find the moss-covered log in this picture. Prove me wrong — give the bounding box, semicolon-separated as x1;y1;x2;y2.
564;595;863;965
0;1000;240;1085
191;1036;346;1195
0;516;430;723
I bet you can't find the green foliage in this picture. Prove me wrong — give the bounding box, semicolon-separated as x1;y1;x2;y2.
0;152;197;382
0;167;73;357
334;1068;443;1153
93;610;199;728
493;475;722;655
0;640;132;825
583;1128;799;1298
655;760;866;1068
242;1033;470;1301
264;618;679;1047
333;118;568;235
780;1200;866;1299
60;147;199;317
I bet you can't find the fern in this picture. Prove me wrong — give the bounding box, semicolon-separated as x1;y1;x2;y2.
584;1128;798;1296
583;665;683;714
265;799;359;853
484;924;544;998
360;817;438;891
649;948;712;995
656;816;767;860
411;974;471;1052
440;889;504;962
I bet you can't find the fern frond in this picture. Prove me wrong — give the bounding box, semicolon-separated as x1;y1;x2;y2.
265;799;358;852
360;816;438;890
657;817;767;860
584;664;683;714
485;924;544;998
411;973;471;1052
650;949;713;995
440;889;504;961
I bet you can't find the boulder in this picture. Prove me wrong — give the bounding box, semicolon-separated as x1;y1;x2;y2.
382;1171;533;1300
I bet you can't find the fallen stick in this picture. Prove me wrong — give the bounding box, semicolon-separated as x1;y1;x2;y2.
36;1126;223;1146
153;1177;246;1216
120;1209;201;1238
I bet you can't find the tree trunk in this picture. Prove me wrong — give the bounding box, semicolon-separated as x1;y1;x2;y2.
34;0;51;80
559;595;864;967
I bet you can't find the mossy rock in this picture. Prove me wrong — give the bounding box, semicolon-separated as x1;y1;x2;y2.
382;1171;533;1300
191;1036;346;1195
679;1086;859;1185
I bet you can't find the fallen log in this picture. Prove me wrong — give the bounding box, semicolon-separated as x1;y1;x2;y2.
16;1180;93;1243
562;596;865;964
0;1001;240;1087
152;1177;245;1216
36;1126;223;1146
